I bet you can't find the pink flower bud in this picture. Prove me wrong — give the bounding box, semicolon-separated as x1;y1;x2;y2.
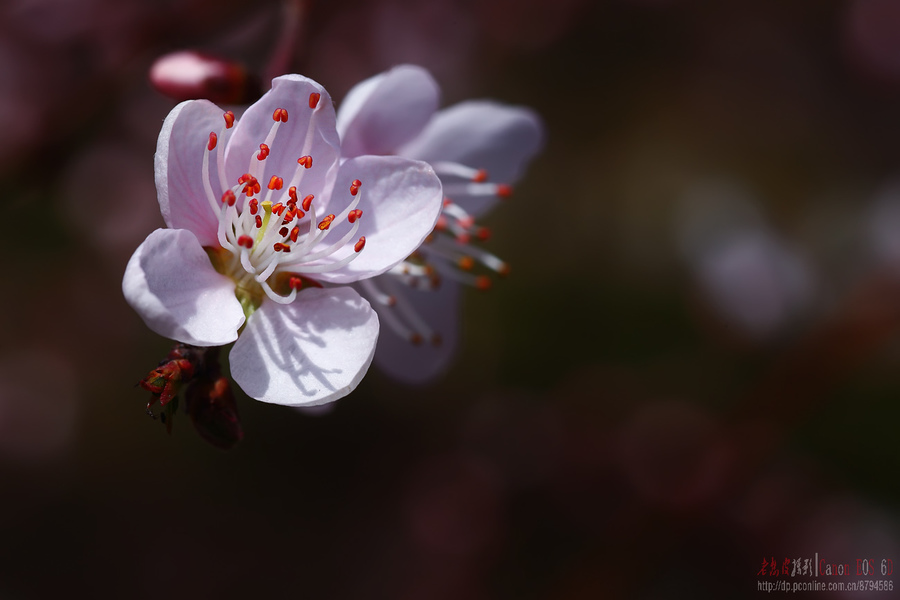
149;50;261;104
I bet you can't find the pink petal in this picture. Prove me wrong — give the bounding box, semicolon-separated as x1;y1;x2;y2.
399;100;544;217
122;228;244;345
229;287;379;406
224;75;341;210
311;155;443;284
337;65;440;158
368;279;460;384
156;99;228;247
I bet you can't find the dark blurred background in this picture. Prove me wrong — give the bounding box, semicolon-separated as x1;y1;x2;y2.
2;0;900;598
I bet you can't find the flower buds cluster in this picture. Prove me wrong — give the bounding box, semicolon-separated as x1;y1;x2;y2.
137;344;244;449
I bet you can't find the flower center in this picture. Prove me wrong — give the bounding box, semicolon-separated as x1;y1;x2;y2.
201;101;366;318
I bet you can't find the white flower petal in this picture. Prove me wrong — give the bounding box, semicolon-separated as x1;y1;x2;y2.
224;74;341;207
156;99;228;246
336;65;440;158
370;279;460;384
122;228;244;345
229;287;379;406
398;100;544;217
310;156;443;284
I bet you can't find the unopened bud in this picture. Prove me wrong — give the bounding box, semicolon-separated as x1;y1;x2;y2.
149;51;261;104
186;377;244;450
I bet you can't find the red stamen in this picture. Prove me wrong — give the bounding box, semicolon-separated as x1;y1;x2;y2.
223;111;235;128
496;184;513;198
237;235;253;249
288;186;298;203
241;176;260;196
208;132;217;151
354;236;366;252
289;276;303;290
458;256;474;271
476;276;492;291
271;203;286;216
435;216;448;231
279;227;289;238
350;179;362;196
348;209;363;223
476;227;491;241
302;194;314;211
268;176;283;190
317;214;335;230
273;242;290;252
249;199;259;215
272;107;289;122
309;93;321;109
473;169;488;183
221;190;236;206
257;143;270;160
290;226;300;242
297;155;313;169
255;215;263;228
498;263;511;277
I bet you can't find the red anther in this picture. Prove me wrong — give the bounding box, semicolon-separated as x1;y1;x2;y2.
458;256;475;271
302;194;314;211
237;235;254;249
238;173;251;184
292;209;305;220
410;333;424;346
255;215;263;228
223;111;235;128
435;216;448;231
290;226;300;242
221;190;236;206
273;242;290;252
271;202;285;216
476;276;492;291
268;176;284;190
496;184;513;198
354;236;366;252
289;276;303;290
208;132;218;151
348;209;363;223
272;107;289;122
317;214;335;230
349;179;362;196
386;295;397;307
257;143;270;160
309;92;321;109
443;198;453;207
288;186;298;203
476;227;491;241
473;169;488;183
242;176;260;196
249;198;259;215
498;263;511;277
279;227;289;238
297;155;313;169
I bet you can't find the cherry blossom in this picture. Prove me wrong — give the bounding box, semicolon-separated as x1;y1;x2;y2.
124;74;443;406
336;65;544;383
